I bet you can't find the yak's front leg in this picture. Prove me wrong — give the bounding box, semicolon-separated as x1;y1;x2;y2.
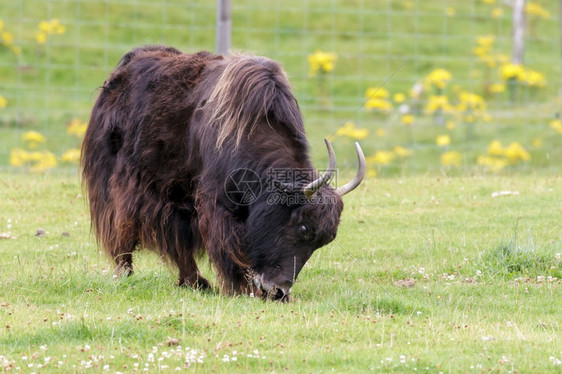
197;199;256;296
177;255;212;290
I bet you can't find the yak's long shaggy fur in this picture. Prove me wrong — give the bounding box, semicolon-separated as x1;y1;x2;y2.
82;45;343;295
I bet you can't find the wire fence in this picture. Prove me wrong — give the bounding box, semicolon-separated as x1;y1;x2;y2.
0;0;560;175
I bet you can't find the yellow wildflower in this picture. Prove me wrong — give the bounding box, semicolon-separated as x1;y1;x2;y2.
401;114;415;125
489;83;505;93
10;149;58;172
549;120;562;133
350;128;369;140
53;20;66;34
366;87;389;99
30;151;57;173
525;2;550;19
365;88;392;112
9;148;28;167
393;92;406;103
0;95;7;108
426;68;452;89
38;19;66;35
0;19;3;32
532;138;542;148
67;118;88;137
446;121;456;130
477;155;508;172
365;98;392;112
39;20;51;33
425;95;453;114
473;46;488;58
10;45;21;55
487;140;504;156
22;131;46;149
27;151;44;162
35;32;47;44
441;151;462;167
367;151;395;165
61;148;81;163
336;122;369;140
504;142;530;163
482;0;495;4
445;7;455;16
307;50;337;77
458;91;486;112
1;31;14;46
436;135;451;147
491;7;503;18
500;63;525;81
393;146;412;157
522;69;546;87
476;35;494;49
367;168;377;178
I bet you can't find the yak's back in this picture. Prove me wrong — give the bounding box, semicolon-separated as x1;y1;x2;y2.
82;46;221;180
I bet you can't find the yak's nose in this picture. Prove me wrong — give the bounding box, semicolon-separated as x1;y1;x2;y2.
278;281;292;295
272;281;292;302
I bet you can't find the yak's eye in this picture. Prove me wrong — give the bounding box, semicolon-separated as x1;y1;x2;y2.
298;225;311;240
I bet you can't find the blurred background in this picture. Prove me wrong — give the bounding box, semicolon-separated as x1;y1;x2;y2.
0;0;560;177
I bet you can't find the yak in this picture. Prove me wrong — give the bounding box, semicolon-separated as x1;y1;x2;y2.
81;45;365;301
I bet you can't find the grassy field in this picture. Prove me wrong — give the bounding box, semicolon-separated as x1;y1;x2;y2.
0;0;561;372
0;172;560;372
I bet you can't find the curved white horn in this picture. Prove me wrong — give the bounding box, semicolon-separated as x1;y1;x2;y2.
303;138;336;199
335;142;366;196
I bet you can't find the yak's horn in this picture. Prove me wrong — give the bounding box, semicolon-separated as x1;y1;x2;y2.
335;142;366;196
303;138;336;199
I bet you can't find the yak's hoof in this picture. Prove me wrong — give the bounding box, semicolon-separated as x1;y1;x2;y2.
114;264;133;278
178;276;212;291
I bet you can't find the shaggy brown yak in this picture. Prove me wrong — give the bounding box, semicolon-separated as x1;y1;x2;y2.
81;45;365;301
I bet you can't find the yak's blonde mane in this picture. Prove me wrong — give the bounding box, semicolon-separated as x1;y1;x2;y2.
205;54;303;150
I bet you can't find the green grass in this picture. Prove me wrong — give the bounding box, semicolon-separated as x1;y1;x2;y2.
0;172;560;372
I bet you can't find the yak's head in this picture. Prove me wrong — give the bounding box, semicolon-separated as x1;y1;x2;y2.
245;139;366;301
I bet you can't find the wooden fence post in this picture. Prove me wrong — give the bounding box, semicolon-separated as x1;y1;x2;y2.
216;0;231;56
